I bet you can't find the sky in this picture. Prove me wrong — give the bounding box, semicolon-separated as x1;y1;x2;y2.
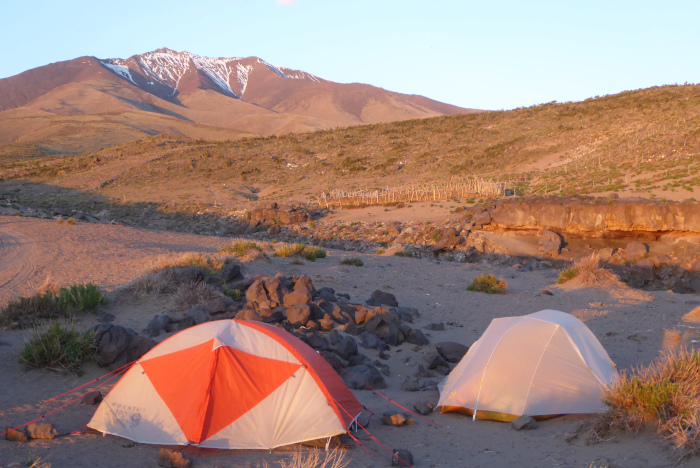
1;0;699;110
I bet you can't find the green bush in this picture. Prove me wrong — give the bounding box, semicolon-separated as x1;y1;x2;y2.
557;268;579;284
393;251;414;258
19;323;95;374
466;274;508;294
302;246;327;261
340;258;364;267
1;283;105;329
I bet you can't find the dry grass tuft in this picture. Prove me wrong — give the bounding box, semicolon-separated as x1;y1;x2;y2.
149;252;224;275
588;348;700;460
256;449;350;468
167;281;223;310
560;253;624;287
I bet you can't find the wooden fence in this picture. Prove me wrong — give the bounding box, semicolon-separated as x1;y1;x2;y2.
318;177;506;208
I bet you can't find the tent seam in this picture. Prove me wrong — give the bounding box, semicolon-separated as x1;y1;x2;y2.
521;325;559;415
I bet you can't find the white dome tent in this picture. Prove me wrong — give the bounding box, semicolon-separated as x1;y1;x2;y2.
438;309;619;421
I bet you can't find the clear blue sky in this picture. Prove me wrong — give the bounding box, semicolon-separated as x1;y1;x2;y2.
1;0;698;110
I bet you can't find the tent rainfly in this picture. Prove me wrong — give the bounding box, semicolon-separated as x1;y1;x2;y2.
88;319;363;449
438;309;619;422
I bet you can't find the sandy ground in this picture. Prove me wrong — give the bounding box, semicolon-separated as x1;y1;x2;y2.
2;215;700;468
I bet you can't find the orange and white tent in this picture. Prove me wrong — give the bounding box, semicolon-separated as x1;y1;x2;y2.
88;319;362;449
438;309;619;422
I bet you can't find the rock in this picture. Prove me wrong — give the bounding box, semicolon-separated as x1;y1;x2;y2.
27;422;58;440
221;264;242;284
341;364;387;390
206;296;235;314
382;412;407;426
92;324;133;367
81;391;103;405
235;307;262;321
650;254;671;268
392;449;414;467
305;333;330;351
424;352;449;370
158;448;192;468
472;211;492;229
413;401;434;415
626;242;648;260
125;335;157;363
287;304;312;327
433;236;462;251
364;313;405;346
402;377;439;392
405;328;429;346
145;314;172;337
598;247;615;263
436;342;469;363
317;287;338;302
318;315;335;331
359;332;389;352
333;336;359;360
366;290;399;308
414;364;435;378
539;240;562;255
293;275;317;297
511;415;538;430
5;427;28;442
179;306;211;329
283;289;312;307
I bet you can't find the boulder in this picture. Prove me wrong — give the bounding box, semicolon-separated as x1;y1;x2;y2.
92;324;133;367
472;210;492;229
81;391;103;405
511;415;539;431
626;242;649;260
293;275;317;297
145;314;172;338
341;364;387;390
413;401;434;415
286;304;312;328
392;449;415;467
364;313;406;346
405;328;429;346
27;422;58;440
332;335;359;360
366;290;399;308
235;307;262;321
382;412;407;426
436;342;469;363
5;428;28;442
283;289;312;307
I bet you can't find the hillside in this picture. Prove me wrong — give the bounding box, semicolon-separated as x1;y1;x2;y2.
0;49;474;156
1;83;699;216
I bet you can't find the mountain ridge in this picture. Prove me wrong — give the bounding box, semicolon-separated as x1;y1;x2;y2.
0;48;477;155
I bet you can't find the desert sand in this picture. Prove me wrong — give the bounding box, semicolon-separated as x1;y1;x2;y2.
2;213;700;468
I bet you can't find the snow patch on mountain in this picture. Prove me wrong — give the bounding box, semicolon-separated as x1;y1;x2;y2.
99;60;137;86
99;49;327;99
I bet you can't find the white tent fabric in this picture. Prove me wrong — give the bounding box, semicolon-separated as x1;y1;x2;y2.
438;309;619;421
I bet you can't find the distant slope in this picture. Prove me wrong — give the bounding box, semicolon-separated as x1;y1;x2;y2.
0;48;477;155
3;83;698;210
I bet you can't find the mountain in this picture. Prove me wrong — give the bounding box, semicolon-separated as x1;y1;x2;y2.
0;48;476;155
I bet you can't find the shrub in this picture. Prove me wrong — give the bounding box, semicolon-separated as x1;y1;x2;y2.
151;252;223;275
393;250;414;257
376;249;386;255
220;239;263;258
592;349;700;458
557;267;579;284
339;258;364;267
274;243;307;258
19;322;95;374
303;246;327;261
1;282;105;329
168;282;223;310
570;253;621;286
467;274;508;294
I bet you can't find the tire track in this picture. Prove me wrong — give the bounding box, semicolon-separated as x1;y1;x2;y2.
0;219;36;305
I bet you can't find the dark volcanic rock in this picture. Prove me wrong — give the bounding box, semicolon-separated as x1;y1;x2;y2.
366;290;399;308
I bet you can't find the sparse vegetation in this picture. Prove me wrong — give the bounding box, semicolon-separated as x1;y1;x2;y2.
591;349;700;459
467;274;508;294
0;282;104;329
567;253;621;286
19;322;95;374
274;243;327;262
393;250;414;257
339;258;364;267
150;252;224;275
557;267;580;284
220;239;263;258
